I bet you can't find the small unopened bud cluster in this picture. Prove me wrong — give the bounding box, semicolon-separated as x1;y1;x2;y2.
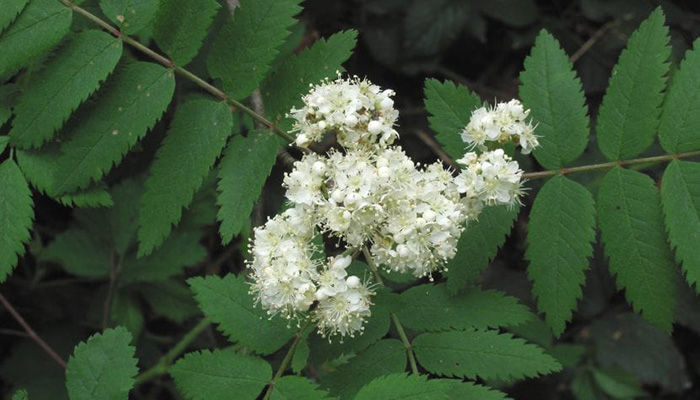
461;99;539;154
248;76;538;338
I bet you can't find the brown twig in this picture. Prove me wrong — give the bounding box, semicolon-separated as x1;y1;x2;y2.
0;293;68;369
413;129;458;169
570;21;619;63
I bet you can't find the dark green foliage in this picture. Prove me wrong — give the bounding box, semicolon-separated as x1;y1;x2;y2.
661;160;700;291
98;0;159;34
65;327;138;400
424;79;481;161
413;330;561;381
519;30;589;169
216;130;278;243
170;348;271;400
445;205;519;294
188;274;295;354
0;160;33;282
269;376;335;400
207;0;302;100
596;8;670;160
396;284;532;331
10;30;123;149
153;0;220;66
598;167;677;331
0;0;28;33
526;175;596;336
322;339;407;399
658;39;700;153
0;0;72;79
138;99;233;256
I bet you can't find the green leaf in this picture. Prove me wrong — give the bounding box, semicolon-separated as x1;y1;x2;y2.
0;137;8;155
11;389;29;400
0;159;34;283
662;161;700;290
51;61;175;195
0;0;72;79
526;175;596;336
445;205;518;294
138;99;233;256
207;0;302;100
121;230;206;283
110;291;144;337
354;374;451;400
217;130;278;243
10;30;123;149
354;374;510;400
65;327;138;400
153;0;219;66
598;167;677;331
291;334;309;374
591;367;646;399
57;185;114;208
424;78;482;161
42;228;110;278
261;30;357;128
595;8;670;160
396;283;532;332
413;330;561;381
0;0;28;33
98;0;159;34
188;274;295;354
659;38;700;153
519;30;589;169
321;339;406;400
170;348;271;400
270;376;335;400
0;84;20;128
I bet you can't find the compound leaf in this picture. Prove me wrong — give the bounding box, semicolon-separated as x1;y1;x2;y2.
397;284;531;332
596;8;670;160
0;159;34;283
526;175;596;336
170;349;271;400
188;274;295;354
138;99;233;257
413;330;561;381
10;30;123;149
661;160;700;291
519;30;589;169
65;327;138;400
0;0;72;79
153;0;219;66
658;38;700;153
217;130;278;244
424;79;481;161
207;0;302;100
598;167;677;331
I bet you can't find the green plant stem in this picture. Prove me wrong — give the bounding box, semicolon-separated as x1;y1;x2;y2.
263;319;313;400
134;318;211;384
361;247;419;374
522;150;700;180
59;0;296;144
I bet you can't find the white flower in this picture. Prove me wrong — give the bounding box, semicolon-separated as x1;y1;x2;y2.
455;149;524;207
288;74;399;149
460;99;539;154
314;277;373;338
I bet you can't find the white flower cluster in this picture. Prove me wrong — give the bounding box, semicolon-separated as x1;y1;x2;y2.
248;76;538;338
288;74;399;149
461;99;539;154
